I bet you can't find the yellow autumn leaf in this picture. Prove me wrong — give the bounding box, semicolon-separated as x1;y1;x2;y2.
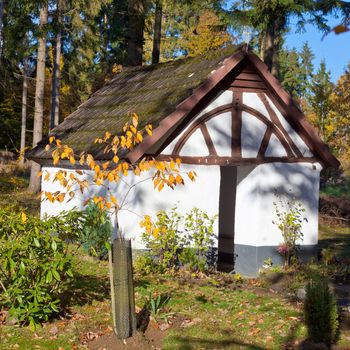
110;195;118;205
132;114;138;127
94;165;101;173
69;156;75;165
49;136;55;144
152;228;159;238
108;172;114;182
169;174;175;184
21;212;27;223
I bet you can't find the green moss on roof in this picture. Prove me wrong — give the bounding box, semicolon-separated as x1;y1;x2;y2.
28;45;238;160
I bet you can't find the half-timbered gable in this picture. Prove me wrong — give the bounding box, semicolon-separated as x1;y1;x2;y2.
158;90;314;164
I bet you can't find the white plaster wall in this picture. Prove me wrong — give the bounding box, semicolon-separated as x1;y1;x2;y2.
162;90;233;154
42;161;320;250
235;162;321;247
41;165;221;249
266;96;313;157
179;128;208;157
241;112;266;158
206;111;232;156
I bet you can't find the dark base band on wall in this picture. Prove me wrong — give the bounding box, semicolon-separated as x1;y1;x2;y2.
233;244;318;277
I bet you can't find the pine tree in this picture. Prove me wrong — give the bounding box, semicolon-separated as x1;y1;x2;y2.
279;48;303;97
309;61;333;142
299;42;314;100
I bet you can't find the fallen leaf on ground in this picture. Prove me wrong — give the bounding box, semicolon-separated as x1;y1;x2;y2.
49;325;58;336
180;318;201;328
159;323;171;331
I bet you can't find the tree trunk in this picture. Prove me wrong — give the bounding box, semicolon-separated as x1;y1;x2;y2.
20;59;29;164
29;3;48;193
151;0;162;64
0;0;5;60
259;32;265;61
263;26;274;74
271;17;284;79
50;0;63;131
127;0;145;66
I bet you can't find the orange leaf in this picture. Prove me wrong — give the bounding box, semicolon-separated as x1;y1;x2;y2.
333;24;349;34
176;174;183;184
158;181;164;191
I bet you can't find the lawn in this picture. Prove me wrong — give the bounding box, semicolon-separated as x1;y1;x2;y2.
0;251;307;350
2;171;350;349
2;246;350;349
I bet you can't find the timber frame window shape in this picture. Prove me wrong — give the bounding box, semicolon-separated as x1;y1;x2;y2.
159;91;316;166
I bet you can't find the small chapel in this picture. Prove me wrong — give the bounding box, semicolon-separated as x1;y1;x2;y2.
27;45;339;276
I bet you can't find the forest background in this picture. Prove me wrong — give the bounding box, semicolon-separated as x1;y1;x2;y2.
0;0;349;189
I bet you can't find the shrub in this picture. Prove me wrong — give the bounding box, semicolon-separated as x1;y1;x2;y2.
140;207;217;273
140;207;183;272
134;253;158;275
80;202;112;260
304;278;339;347
273;193;306;267
181;208;217;272
0;208;79;330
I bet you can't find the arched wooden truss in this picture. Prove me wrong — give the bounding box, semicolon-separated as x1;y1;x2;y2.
157;92;317;166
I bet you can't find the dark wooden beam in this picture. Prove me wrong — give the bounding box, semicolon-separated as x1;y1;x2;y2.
156;154;318;166
257;93;303;158
200;123;217;156
231;92;242;157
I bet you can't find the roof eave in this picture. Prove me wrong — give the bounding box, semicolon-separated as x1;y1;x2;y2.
245;52;340;170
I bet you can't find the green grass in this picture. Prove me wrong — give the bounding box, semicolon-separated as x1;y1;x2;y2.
0;251;308;350
0;171;40;215
319;224;350;257
321;181;350;199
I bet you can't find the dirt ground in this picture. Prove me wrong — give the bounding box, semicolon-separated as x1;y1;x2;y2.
319;195;350;225
88;322;165;350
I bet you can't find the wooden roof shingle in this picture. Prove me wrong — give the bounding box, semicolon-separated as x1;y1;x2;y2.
27;46;239;161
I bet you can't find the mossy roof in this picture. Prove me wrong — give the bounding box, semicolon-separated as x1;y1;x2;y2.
28;46;238;161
